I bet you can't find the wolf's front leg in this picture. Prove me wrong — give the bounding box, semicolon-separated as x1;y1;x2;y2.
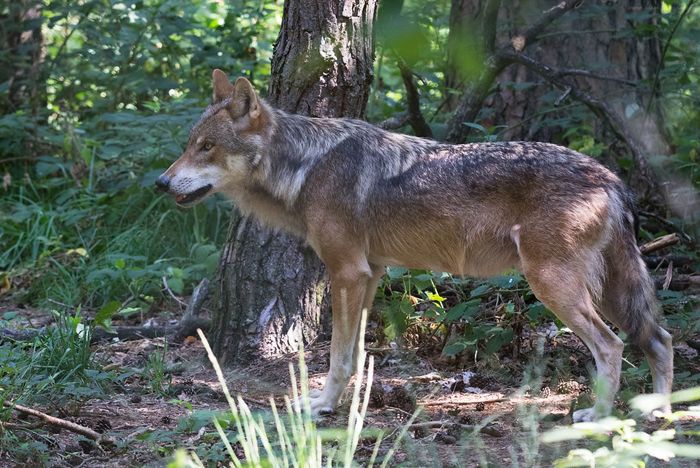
350;264;385;376
303;264;370;414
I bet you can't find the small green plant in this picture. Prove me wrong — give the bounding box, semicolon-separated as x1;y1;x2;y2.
142;339;173;396
462;122;508;142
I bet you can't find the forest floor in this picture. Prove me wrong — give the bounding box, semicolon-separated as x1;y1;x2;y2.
0;299;699;467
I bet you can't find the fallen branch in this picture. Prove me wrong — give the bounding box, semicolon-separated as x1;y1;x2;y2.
0;421;43;430
0;318;213;344
644;256;694;273
0;278;212;344
3;401;101;442
653;274;700;291
92;318;212;343
640;233;681;255
408;420;503;437
420;397;509;406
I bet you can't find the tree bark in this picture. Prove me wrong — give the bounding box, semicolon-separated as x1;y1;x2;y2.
212;0;378;364
489;1;665;146
445;0;667;163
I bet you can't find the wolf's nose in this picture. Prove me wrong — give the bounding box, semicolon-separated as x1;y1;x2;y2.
155;175;171;192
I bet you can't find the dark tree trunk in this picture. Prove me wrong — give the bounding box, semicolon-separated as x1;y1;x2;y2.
0;0;44;117
212;0;378;364
444;0;480;113
446;0;667;159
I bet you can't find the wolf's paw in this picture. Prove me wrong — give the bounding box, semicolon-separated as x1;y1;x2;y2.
573;408;602;423
641;405;671;421
291;389;335;415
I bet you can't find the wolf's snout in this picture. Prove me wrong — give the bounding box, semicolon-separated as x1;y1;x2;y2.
155;174;171;192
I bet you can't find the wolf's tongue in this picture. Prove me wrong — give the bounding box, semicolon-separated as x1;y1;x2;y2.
175;194;185;203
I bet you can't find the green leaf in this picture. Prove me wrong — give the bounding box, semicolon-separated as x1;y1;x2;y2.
501;329;515;343
527;302;548;321
462;122;486;134
95;301;121;329
114;259;126;269
470;284;490;297
169;267;184;279
486;335;504;354
119;307;141;317
489;275;523;289
205;252;220;275
443;341;467;356
167;277;184;295
101;318;115;334
387;267;408;280
3;311;19;321
444;303;478;322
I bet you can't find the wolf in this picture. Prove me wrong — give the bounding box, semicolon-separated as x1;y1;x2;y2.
156;70;673;422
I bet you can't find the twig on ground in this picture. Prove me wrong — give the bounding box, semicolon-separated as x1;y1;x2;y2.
420;397;509;406
640;233;681;255
3;401;101;442
162;276;187;307
408;420;503;437
663;261;674;290
47;299;77;309
184;278;210;319
644;255;694;272
653;274;700;291
0;421;43;430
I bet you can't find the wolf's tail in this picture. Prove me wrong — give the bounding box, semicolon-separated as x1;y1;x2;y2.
607;187;661;345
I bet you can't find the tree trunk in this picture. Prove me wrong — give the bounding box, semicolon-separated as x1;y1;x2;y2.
0;0;44;117
212;0;378;364
444;0;480;113
446;0;667;158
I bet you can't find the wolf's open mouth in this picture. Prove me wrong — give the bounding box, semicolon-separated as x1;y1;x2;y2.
175;185;213;206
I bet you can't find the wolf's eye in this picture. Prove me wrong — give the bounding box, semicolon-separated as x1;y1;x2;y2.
202;142;213;151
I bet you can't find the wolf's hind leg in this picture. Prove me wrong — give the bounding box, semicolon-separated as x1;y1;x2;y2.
523;260;623;422
639;326;673;414
598;266;673;415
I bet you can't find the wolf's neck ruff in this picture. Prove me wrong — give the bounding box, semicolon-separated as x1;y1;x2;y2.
255;109;444;210
156;70;673;422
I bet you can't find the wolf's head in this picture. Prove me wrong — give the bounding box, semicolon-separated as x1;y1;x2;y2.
155;70;271;207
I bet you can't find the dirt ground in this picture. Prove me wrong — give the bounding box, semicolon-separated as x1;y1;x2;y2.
0;299;699;468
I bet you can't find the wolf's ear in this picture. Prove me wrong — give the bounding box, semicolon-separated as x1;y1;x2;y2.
231;77;261;121
212;69;235;104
